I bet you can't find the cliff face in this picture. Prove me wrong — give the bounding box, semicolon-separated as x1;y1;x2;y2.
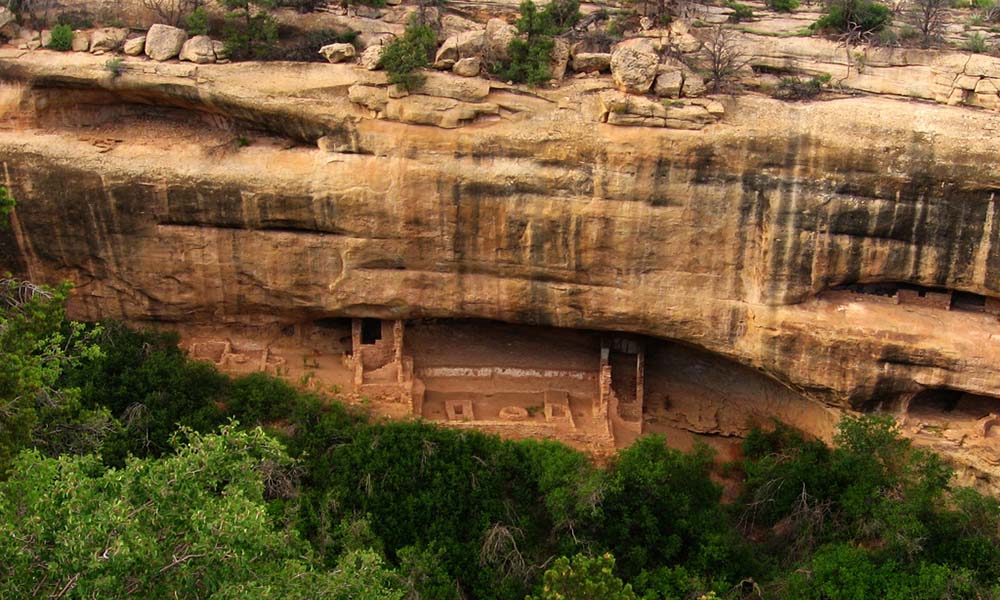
2;51;1000;486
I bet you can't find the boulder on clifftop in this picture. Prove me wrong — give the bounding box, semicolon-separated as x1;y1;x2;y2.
144;24;187;61
0;7;17;39
610;39;659;94
572;52;611;74
90;27;128;52
319;42;356;63
434;30;484;69
179;35;215;63
71;31;90;52
484;18;516;62
123;36;145;56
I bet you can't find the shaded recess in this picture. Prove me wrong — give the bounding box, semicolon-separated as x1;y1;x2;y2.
907;388;998;421
894;387;1000;444
829;281;1000;314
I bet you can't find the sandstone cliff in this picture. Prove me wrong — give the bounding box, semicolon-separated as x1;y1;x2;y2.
2;45;999;488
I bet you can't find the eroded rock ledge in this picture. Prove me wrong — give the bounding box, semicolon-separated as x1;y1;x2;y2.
2;52;1000;490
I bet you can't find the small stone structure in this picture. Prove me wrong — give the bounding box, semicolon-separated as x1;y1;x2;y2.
349;318;414;404
896;288;953;310
601;337;645;436
544;390;575;428
446;398;474;421
189;338;284;375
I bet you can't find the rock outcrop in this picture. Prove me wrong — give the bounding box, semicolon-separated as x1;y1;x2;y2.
178;35;215;64
359;44;385;70
572;52;611;74
434;30;484;69
484;18;516;62
0;7;17;39
144;24;187;61
89;27;128;53
71;31;90;52
123;36;145;56
2;50;1000;490
319;42;356;63
452;57;481;77
610;39;660;94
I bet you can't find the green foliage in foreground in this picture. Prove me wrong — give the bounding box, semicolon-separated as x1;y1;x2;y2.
527;553;637;600
0;425;409;599
0;280;997;599
0;280;111;475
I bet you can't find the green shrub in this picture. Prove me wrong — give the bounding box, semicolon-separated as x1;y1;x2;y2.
596;436;743;581
493;0;581;86
62;322;229;463
813;0;892;32
221;0;279;60
186;7;210;36
227;371;302;424
55;10;94;29
962;31;989;51
767;0;800;12
381;20;437;90
772;73;831;100
983;0;1000;20
527;554;637;600
104;57;125;78
47;24;74;51
726;1;755;22
495;36;556;85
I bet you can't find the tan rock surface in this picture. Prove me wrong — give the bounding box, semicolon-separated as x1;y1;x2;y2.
452;57;481;77
359;44;385;70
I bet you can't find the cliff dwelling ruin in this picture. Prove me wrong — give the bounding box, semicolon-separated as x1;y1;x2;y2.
183;318;840;458
829;282;1000;315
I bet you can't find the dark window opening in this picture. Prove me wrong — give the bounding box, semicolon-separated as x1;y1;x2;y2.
361;318;382;345
952;291;986;312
